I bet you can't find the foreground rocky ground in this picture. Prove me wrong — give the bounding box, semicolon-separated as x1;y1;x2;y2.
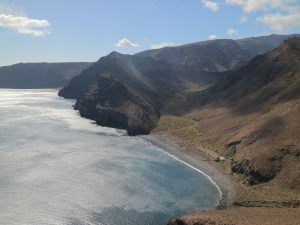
168;207;300;225
148;128;300;225
151;115;300;225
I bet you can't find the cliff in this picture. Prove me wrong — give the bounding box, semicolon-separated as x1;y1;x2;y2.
74;74;160;135
59;51;221;135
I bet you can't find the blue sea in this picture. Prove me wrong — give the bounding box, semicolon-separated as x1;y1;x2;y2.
0;89;220;225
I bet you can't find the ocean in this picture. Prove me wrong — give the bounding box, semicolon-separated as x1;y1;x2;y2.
0;89;220;225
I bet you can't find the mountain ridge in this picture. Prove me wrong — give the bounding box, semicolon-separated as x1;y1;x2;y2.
0;62;92;88
137;34;299;72
59;34;299;135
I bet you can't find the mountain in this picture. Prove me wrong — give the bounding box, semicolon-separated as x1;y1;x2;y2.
153;37;300;225
137;39;251;72
59;52;215;134
137;34;299;72
59;51;221;107
236;33;300;57
59;34;298;135
0;62;92;88
163;37;300;190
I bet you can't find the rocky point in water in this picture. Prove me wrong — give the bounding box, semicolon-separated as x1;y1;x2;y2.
73;74;160;135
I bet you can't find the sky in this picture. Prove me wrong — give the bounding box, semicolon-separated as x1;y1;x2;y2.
0;0;300;66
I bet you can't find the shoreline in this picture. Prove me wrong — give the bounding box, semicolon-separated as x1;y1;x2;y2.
140;133;236;209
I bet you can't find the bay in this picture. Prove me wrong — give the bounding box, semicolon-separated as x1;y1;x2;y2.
0;89;220;225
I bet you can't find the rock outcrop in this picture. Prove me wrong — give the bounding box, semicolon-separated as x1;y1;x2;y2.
74;75;160;135
167;207;300;225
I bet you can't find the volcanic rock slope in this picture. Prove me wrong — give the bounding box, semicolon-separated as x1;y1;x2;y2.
58;39;250;135
155;37;300;225
137;34;299;71
59;34;298;135
161;37;300;197
0;62;91;88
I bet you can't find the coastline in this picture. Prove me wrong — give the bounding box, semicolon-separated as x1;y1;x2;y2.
140;132;237;209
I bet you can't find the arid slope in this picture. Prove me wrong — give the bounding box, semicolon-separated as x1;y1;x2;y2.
156;38;300;225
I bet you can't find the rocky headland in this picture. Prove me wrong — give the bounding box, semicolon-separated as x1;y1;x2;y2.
73;74;160;135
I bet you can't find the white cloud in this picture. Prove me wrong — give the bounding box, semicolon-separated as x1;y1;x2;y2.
208;34;218;40
225;0;298;13
0;1;24;15
0;14;50;37
240;15;248;22
202;0;219;12
224;0;245;7
115;38;139;48
225;0;300;31
257;13;300;32
227;28;239;35
150;42;175;49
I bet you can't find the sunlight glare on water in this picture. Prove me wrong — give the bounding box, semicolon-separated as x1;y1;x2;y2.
0;89;220;225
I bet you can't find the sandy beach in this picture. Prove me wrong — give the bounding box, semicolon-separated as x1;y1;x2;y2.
141;133;300;225
141;133;237;209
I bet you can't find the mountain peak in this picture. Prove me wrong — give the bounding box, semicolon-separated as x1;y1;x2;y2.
283;37;300;51
108;51;122;57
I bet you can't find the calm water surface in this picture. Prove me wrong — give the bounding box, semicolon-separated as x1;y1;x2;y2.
0;89;220;225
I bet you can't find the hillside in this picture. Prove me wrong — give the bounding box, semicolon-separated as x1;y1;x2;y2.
185;37;300;188
0;62;91;88
155;38;300;224
236;34;300;57
137;34;299;72
59;34;299;136
137;39;251;72
59;51;220;108
59;52;222;134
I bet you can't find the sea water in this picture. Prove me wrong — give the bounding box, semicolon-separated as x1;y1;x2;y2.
0;89;220;225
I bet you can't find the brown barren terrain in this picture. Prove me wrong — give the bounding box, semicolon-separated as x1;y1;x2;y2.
153;38;300;224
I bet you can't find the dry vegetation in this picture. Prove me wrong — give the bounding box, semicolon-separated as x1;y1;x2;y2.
157;38;300;224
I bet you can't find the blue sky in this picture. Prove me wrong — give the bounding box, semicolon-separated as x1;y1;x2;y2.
0;0;299;66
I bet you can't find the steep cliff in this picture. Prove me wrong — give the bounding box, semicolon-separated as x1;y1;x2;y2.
74;74;160;135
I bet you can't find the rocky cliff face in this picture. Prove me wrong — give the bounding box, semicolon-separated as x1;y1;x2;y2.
74;75;160;135
59;51;221;135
